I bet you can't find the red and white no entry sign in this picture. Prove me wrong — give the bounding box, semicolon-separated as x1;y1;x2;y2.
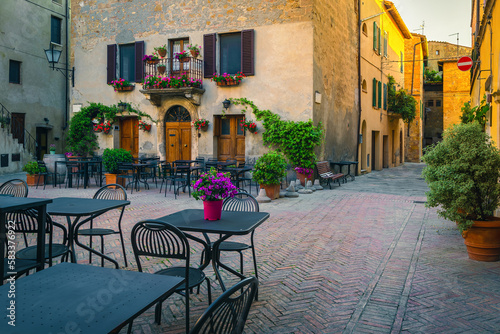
457;56;473;71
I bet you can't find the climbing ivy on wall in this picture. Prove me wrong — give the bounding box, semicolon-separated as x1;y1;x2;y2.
67;102;155;156
230;98;323;169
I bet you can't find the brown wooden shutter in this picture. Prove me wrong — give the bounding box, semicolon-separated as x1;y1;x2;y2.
241;29;254;76
214;116;221;136
135;41;144;83
204;34;216;78
107;44;117;84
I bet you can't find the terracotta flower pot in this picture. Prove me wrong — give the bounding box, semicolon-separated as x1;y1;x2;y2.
157;49;167;57
115;86;134;92
190;50;199;58
296;172;313;186
462;217;500;261
157;66;166;75
105;173;125;187
203;200;223;220
260;184;280;200
26;174;44;187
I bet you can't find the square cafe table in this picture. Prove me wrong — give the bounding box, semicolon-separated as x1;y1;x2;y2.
0;262;183;333
47;197;130;264
156;209;269;291
0;197;52;284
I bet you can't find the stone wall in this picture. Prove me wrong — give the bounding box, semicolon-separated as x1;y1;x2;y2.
427;41;472;72
442;61;470;130
312;0;359;162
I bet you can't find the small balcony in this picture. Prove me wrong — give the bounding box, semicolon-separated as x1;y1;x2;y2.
140;57;205;106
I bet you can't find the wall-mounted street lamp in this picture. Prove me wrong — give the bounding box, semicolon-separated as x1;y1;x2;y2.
44;44;75;87
222;99;231;111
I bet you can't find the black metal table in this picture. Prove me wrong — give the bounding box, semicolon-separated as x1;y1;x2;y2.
55;160;103;189
47;197;130;264
0;262;183;333
156;209;269;291
0;197;52;284
330;161;358;181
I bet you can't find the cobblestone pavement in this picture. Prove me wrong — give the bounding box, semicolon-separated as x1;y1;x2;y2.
4;163;500;333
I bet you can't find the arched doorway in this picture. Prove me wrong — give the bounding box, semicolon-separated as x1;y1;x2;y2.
165;106;191;163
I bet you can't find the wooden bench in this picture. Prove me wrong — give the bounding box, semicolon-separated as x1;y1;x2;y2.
316;161;345;188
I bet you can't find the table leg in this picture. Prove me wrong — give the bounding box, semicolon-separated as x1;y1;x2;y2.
66;216;79;263
84;164;89;189
36;205;47;271
211;234;246;292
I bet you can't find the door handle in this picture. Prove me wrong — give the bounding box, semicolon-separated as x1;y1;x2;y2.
184;144;187;147
171;144;174;147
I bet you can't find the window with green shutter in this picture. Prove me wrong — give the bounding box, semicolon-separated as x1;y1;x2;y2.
373;22;378;53
383;83;388;110
372;78;377;107
378;81;382;108
378;27;381;55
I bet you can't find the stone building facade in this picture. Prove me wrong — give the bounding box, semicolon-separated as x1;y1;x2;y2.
70;0;359;166
404;34;427;162
0;0;70;174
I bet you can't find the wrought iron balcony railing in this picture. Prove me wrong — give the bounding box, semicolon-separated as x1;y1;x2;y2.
143;57;203;88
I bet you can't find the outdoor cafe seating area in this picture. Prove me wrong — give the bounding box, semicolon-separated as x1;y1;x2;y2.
0;165;266;333
0;157;357;333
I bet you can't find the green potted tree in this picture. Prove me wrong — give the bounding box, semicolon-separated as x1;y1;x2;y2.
422;122;500;261
102;148;134;185
22;161;43;186
252;150;287;200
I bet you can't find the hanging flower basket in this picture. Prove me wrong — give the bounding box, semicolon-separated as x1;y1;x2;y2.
192;118;210;131
138;120;152;132
240;118;257;134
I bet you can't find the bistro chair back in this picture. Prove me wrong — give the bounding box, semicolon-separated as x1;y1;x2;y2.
218;193;260;299
76;184;128;267
64;160;82;189
131;220;212;331
36;161;54;190
0;179;28;197
190;277;258;334
9;209;70;267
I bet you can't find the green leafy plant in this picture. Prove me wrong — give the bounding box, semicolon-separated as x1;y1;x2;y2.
252;150;287;186
67;102;155;156
422;122;500;232
22;161;43;175
102;148;133;174
230;98;323;170
460;95;489;128
387;75;417;123
424;68;442;83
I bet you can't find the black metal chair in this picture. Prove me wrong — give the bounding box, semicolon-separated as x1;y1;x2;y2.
190;277;258;334
159;162;174;196
65;160;83;189
0;179;28;197
201;193;260;299
10;209;70;268
131;220;212;331
76;184;128;267
117;163;136;193
35;160;56;190
172;161;191;199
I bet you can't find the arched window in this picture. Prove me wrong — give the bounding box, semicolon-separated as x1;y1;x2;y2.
165;106;191;122
362;79;367;92
362;23;368;36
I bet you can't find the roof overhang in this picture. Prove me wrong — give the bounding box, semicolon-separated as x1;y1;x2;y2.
383;1;412;39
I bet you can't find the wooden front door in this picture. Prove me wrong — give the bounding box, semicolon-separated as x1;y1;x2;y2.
165;123;191;162
11;113;25;145
216;115;245;164
120;117;139;158
164;106;192;163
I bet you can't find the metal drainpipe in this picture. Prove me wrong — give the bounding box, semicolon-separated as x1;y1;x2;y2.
410;40;424;95
355;0;362;175
63;0;69;131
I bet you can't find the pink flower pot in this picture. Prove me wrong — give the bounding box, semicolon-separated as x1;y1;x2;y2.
203;200;223;221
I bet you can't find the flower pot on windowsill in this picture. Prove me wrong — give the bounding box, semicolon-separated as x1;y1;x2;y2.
115;86;135;92
216;80;239;87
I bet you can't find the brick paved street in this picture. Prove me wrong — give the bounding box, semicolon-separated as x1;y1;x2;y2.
3;163;500;333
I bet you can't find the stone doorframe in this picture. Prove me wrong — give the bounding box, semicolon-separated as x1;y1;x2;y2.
157;97;199;161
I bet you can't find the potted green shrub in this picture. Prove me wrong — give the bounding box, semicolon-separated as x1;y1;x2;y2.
422;122;500;261
102;148;134;185
22;161;43;186
252;150;287;200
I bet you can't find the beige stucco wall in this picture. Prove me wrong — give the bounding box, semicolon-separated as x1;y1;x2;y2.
71;21;314;161
312;0;359;163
